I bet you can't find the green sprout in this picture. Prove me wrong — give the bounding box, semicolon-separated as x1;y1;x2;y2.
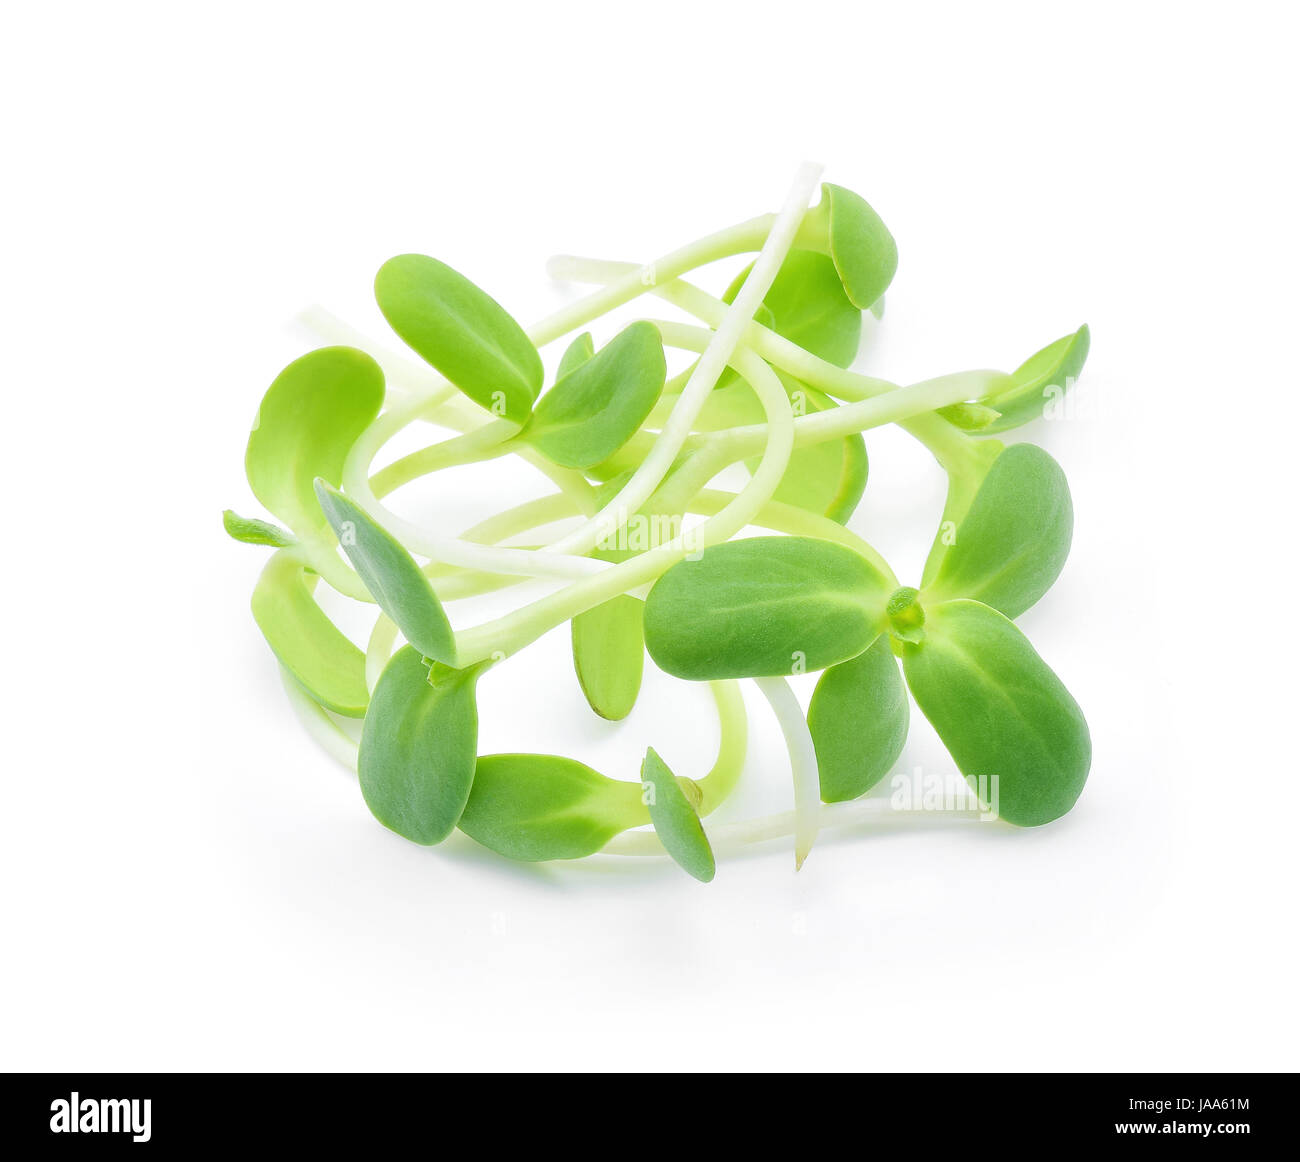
226;163;1093;877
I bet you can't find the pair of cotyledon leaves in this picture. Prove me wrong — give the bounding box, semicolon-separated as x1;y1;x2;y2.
311;478;716;878
641;441;1089;827
361;642;712;876
377;252;669;468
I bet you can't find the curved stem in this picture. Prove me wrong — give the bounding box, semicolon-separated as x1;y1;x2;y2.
687;490;898;586
694;681;748;816
364;614;399;694
371;420;518;498
546;257;1005;483
306;171;830;590
453;341;795;665
543;162;822;559
279;666;359;769
753;676;821;870
599;797;985;858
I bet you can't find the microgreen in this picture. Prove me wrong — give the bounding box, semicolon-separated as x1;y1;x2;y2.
228;165;1094;874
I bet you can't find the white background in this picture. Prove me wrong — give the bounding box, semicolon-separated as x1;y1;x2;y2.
3;1;1297;1071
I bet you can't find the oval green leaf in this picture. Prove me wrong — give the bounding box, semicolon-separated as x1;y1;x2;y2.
824;183;898;311
245;346;385;539
524;321;666;469
250;552;369;717
808;634;909;802
922;443;1072;619
900;599;1090;827
641;748;715;882
978;325;1090;435
643;536;892;680
313;481;456;665
458;754;647;861
375;253;542;425
723;249;862;368
572;591;644;721
358;646;483;844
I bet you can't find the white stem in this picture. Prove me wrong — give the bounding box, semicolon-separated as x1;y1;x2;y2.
601;797;985;858
451;333;795;664
301;167;817;586
544;161;823;558
278;667;359;769
364;614;399;694
753;676;822;870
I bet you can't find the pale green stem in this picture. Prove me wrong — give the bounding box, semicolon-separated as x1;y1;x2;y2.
287;535;377;603
645;357;993;522
371;419;517;498
454;341;795;665
543;161;823;558
545;257;1002;479
599;798;984;858
687;490;898;586
753;676;821;870
364;614;399;694
279;666;359;769
693;681;748;816
309;170;830;589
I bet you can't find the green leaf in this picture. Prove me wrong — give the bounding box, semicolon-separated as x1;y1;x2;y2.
313;481;456;665
723;249;862;368
823;183;898;311
524;322;666;469
922;443;1072;619
375;253;542;425
643;536;891;680
459;754;647;861
245;346;385;540
978;325;1090;435
808;635;909;802
641;748;715;882
223;509;296;548
901;599;1090;827
571;590;644;721
556;331;595;379
250;552;368;717
358;646;483;844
